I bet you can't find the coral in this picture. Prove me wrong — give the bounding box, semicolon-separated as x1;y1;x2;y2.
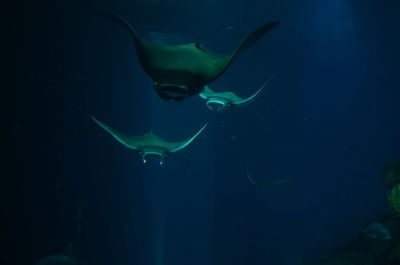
381;160;400;189
304;216;400;265
387;184;400;217
381;160;400;216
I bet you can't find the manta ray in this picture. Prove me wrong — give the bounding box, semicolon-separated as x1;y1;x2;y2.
246;166;294;192
98;12;280;101
33;243;83;265
199;75;274;111
92;116;207;164
34;254;82;265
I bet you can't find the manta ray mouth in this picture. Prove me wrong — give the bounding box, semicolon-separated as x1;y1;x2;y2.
206;98;229;111
154;82;202;101
141;151;166;165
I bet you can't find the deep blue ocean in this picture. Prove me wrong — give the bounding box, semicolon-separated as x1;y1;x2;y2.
5;0;400;265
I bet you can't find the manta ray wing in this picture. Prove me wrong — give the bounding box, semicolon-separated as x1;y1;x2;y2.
246;166;257;185
234;75;274;106
199;86;217;99
208;21;280;83
200;86;241;101
99;12;279;98
165;123;208;153
91;116;142;149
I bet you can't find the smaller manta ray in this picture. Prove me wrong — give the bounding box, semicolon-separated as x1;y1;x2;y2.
33;254;83;265
98;12;280;101
246;166;294;192
33;243;83;265
92;116;207;165
199;75;274;111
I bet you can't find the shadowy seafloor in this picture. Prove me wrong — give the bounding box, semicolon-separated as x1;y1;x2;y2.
306;160;400;265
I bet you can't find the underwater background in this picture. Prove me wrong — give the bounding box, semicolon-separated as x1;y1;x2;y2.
5;0;400;265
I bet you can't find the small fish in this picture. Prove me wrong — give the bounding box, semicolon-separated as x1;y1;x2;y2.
362;222;391;240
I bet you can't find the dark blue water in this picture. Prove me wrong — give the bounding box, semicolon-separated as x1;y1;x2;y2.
5;0;400;265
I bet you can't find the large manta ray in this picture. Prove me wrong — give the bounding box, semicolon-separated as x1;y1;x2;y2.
199;75;274;111
92;116;207;164
99;12;280;101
